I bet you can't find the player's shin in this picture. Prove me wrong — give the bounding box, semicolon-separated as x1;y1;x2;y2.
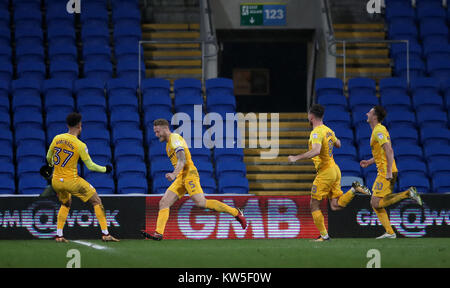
337;188;355;207
373;207;394;235
378;191;409;208
205;199;239;217
311;209;328;238
94;204;108;235
57;205;70;237
156;207;170;235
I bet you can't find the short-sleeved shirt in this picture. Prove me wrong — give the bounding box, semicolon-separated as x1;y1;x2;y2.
166;133;196;177
48;133;91;180
309;125;337;172
370;123;398;177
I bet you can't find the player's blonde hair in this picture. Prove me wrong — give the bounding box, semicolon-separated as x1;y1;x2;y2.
153;118;170;127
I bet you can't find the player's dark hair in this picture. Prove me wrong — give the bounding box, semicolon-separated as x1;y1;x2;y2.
309;104;325;119
373;105;387;122
66;112;82;127
153;118;170;127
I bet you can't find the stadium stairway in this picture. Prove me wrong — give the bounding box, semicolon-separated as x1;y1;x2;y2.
244;113;314;196
334;23;391;84
141;0;202;82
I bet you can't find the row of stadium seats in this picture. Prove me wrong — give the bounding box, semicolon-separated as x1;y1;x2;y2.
0;76;249;195
385;0;450;82
0;0;144;83
315;76;450;193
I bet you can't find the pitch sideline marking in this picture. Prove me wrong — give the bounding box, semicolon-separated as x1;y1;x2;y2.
72;240;110;251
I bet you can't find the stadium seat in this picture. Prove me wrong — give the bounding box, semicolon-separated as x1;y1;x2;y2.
142;78;172;113
324;111;351;128
416;108;448;129
215;159;246;178
15;127;45;147
385;109;416;129
333;144;358;162
416;1;446;22
0;128;13;148
200;177;217;194
83;44;111;63
396;159;428;178
85;173;115;195
17;60;46;82
148;142;167;162
48;43;77;62
315;78;347;110
46;2;76;28
0;162;15;181
144;108;174;127
388;18;418;42
190;147;212;163
337;159;363;177
112;126;143;147
150;158;173;179
113;22;142;45
16;142;45;163
213;147;244;163
13;109;44;130
420;127;450;146
174;78;203;113
18;174;47;195
16;45;45;65
423;43;450;64
432;172;450;193
42;78;74;112
0;110;10;130
74;78;106;111
112;3;141;27
419;18;448;47
152;176;170;194
80;1;109;26
427;58;450;85
0;142;13;162
0;175;15;194
47;25;76;47
84;142;112;165
117;176;148;194
195;160;214;179
83;61;113;82
385;1;415;23
114;141;145;164
218;175;248;194
393;143;424;162
81;22;110;47
389;126;419;145
49;60;79;80
205;78;236;114
355;126;371;146
410;78;443;111
423;143;450;163
82;110;108;130
0;60;12;82
389;42;422;64
116;161;147;179
394;57;426;79
398;172;430;193
11;79;42;113
81;129;111;147
357;143;372;161
115;43;144;65
427;158;450;178
110;109;140;130
17;158;43;179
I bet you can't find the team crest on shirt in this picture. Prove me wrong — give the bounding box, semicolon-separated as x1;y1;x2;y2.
312;133;318;139
377;133;384;139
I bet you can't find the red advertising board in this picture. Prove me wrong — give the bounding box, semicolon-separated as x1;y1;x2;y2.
144;195;327;239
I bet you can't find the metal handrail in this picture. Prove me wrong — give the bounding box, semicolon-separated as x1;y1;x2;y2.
332;39;410;85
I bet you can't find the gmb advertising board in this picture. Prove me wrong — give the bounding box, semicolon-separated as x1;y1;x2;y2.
0;195;326;240
1;194;449;239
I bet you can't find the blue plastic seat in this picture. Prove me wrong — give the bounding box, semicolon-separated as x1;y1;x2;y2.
83;61;113;82
417;108;448;129
355;125;371;146
428;158;450;178
152;176;170;194
0;162;15;181
390;126;419;145
81;128;111;147
385;1;415;23
113;22;141;45
0;142;13;162
115;161;147;179
46;3;75;27
0;128;12;147
396;159;428;177
115;142;146;165
385;110;416;129
190;147;212;163
335;159;362;177
0;59;12;82
82;110;108;130
49;60;79;80
82;44;111;63
394;57;426;79
115;43;144;66
74;78;106;112
424;143;450;162
410;78;444;111
419;18;448;46
316;78;347;109
18;174;47;195
205;78;236;114
80;2;108;26
333;144;358;162
427;58;450;85
116;60;146;81
213;147;244;163
215;159;246;178
390;42;422;64
0;44;11;63
48;43;77;62
112;4;141;26
357;143;373;161
16;45;45;64
398;172;430;193
85;173;115;194
200;177;217;194
393;143;424;162
0;110;10;130
14;126;45;149
84;142;111;165
42;79;74;113
328;124;354;146
16;60;46;82
117;175;147;194
388;19;418;42
81;22;110;46
17;158;43;179
195;160;214;179
47;25;76;47
174;78;203;108
142;78;172;112
218;175;248;194
432;172;450;193
112;126;143;147
416;1;446;21
144;108;174;127
11;79;42;113
420;127;450;146
16;141;45;163
110;110;140;130
150;158;173;179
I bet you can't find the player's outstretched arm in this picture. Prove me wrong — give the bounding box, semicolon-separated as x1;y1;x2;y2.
288;143;321;162
166;150;186;181
360;158;375;168
79;143;111;173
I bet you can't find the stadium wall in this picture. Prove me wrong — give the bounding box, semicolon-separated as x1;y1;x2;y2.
2;195;447;240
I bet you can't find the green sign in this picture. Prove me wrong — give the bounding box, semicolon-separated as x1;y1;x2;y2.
240;4;264;26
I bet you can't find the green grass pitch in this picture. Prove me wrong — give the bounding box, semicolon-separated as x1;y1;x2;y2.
0;238;449;268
